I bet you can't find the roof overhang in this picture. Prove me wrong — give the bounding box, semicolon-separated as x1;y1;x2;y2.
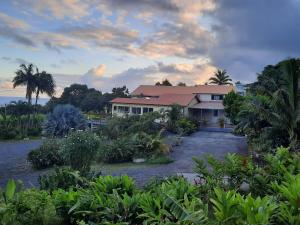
189;101;224;110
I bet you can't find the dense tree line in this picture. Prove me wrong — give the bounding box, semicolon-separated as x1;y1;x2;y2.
45;84;129;113
223;58;300;152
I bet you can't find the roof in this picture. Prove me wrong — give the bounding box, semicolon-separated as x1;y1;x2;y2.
131;85;235;96
110;94;197;107
190;101;224;110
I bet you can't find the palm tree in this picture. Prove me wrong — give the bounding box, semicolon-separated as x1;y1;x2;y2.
34;69;55;107
267;59;300;149
13;64;36;104
209;69;232;85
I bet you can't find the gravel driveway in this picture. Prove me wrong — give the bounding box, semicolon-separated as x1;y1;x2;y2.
0;131;247;188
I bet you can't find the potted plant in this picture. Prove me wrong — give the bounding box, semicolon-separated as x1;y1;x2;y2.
218;117;225;128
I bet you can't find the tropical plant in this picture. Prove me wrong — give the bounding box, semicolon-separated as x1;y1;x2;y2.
44;104;87;137
39;167;88;192
237;58;300;151
34;70;55;107
27;139;64;169
60;131;100;174
209;69;232;85
223;91;244;124
12;63;36;104
176;117;197;135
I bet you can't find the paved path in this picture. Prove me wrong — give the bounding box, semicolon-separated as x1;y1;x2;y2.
0;140;49;187
0;131;247;188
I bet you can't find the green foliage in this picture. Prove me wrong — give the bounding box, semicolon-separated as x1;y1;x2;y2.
237;58;300;152
147;154;174;164
0;189;61;225
27;139;63;169
209;69;232;85
46;84;129;113
39;167;89;192
223;91;244;124
0;107;43;140
98;112;162;139
45;104;87;137
99;136;135;163
176;117;197;135
60;131;100;174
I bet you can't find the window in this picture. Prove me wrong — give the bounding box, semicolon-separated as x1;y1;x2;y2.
211;95;224;100
113;106;117;111
132;107;141;114
117;106;129;113
213;109;219;117
143;107;154;113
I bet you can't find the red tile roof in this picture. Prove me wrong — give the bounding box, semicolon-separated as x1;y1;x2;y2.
110;94;197;107
131;85;235;96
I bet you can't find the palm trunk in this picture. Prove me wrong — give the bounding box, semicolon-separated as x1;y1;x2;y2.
35;89;39;114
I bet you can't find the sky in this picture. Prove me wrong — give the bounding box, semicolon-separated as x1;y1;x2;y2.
0;0;299;97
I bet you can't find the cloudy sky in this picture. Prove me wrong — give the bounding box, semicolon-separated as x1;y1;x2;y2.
0;0;299;97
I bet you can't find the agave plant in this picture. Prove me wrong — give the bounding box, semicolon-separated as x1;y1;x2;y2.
44;104;87;137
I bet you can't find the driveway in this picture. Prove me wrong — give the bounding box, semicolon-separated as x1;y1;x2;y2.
111;131;247;186
0;131;247;188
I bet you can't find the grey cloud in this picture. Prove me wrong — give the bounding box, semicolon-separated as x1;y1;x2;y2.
1;57;30;65
0;27;35;47
209;0;300;82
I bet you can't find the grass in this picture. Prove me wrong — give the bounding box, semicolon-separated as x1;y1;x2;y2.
147;154;174;164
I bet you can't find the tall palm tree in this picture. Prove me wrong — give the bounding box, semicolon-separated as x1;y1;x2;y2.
34;69;55;107
267;59;300;149
209;69;232;85
13;64;36;104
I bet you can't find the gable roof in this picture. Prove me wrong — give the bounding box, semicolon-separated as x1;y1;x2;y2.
110;94;197;107
131;85;235;96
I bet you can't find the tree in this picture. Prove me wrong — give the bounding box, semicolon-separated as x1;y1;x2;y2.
223;91;244;124
155;79;173;86
209;69;232;85
13;64;36;104
237;58;300;150
177;82;186;86
111;85;129;98
59;84;89;107
34;70;55;107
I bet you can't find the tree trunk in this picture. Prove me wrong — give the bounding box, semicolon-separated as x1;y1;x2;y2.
35;89;39;114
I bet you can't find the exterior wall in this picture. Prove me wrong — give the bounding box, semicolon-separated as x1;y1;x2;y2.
188;108;226;125
112;103;173;117
197;93;224;102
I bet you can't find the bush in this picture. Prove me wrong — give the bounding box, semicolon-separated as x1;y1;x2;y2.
147;154;174;164
45;104;87;137
39;167;89;192
176;117;197;135
99;136;135;163
60;131;100;174
27;139;64;169
0;187;61;225
97;112;162;139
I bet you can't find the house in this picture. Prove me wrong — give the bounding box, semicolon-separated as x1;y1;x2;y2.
235;81;247;96
110;85;235;125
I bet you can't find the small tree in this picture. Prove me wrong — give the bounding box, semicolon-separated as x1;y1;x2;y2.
60;131;100;174
166;104;183;132
45;104;87;137
223;91;244;124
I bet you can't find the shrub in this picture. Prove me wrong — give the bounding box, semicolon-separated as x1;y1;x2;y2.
99;136;135;163
39;167;89;192
60;131;100;174
45;104;87;137
98;112;162;139
27;139;64;169
176;117;197;135
0;187;61;225
147;154;174;164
